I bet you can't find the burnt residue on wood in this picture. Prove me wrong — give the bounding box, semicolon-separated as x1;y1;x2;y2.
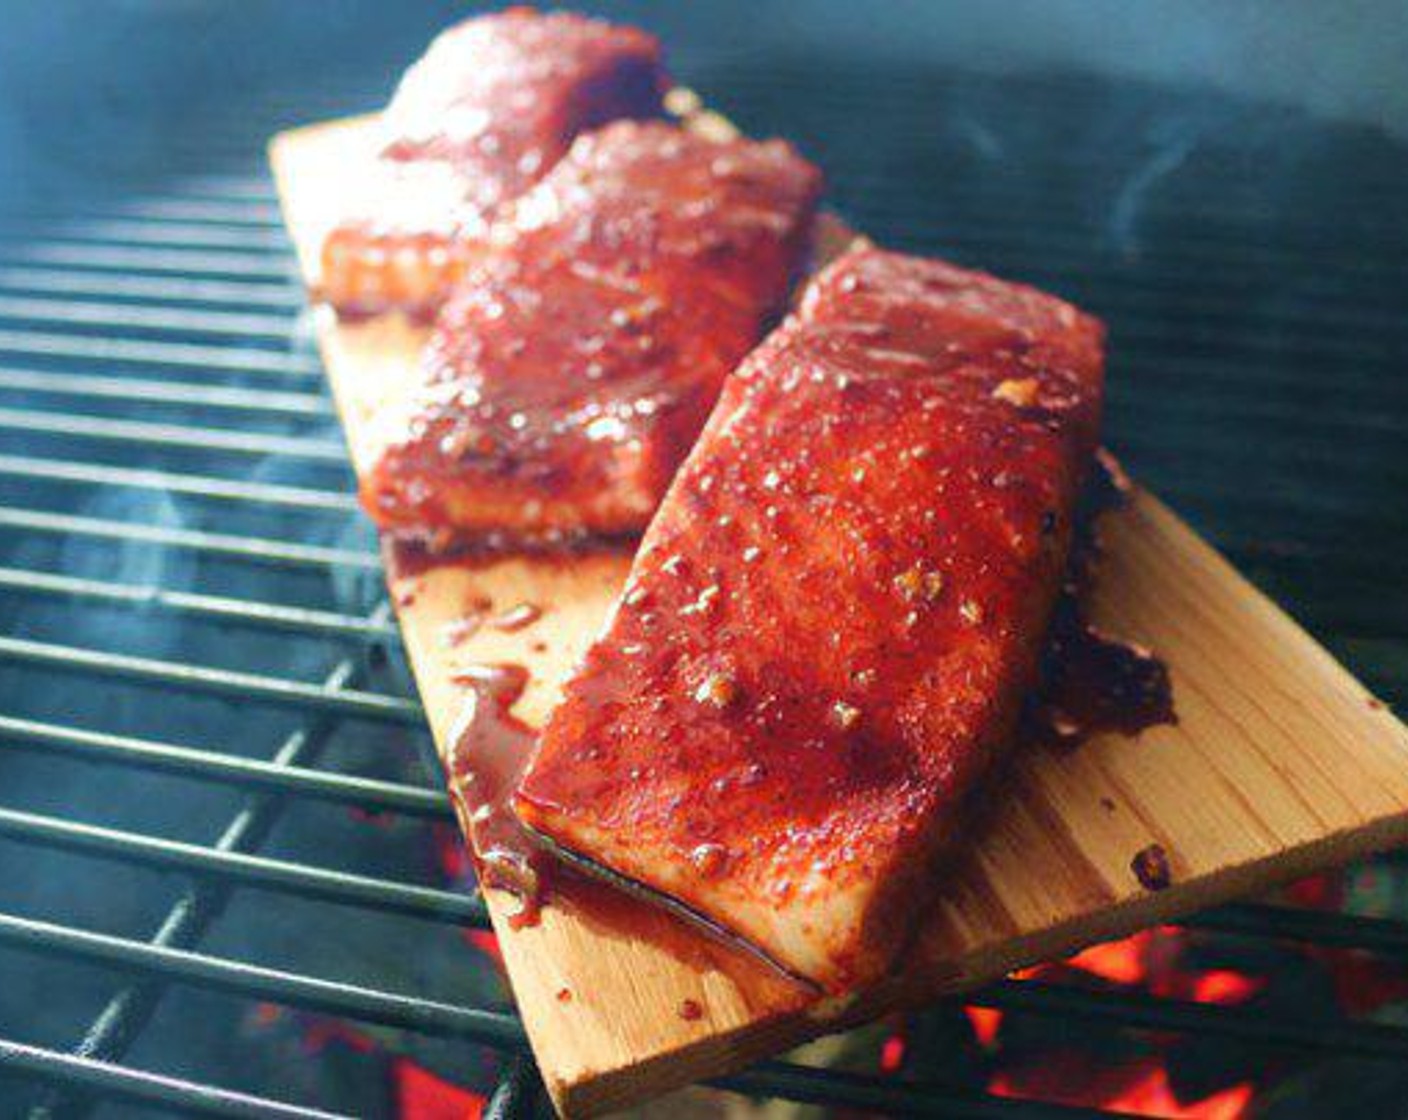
1026;451;1176;752
1026;600;1176;751
1131;843;1172;891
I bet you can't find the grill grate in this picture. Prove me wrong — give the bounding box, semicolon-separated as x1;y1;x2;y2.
0;48;1406;1120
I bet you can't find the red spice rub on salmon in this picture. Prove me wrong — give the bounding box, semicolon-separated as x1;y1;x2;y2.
319;8;666;319
362;120;822;544
514;246;1105;990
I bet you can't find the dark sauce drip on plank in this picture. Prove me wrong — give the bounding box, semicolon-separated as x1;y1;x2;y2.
1028;599;1176;750
447;663;552;929
1025;450;1176;751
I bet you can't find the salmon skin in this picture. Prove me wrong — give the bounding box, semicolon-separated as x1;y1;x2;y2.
362;120;822;546
318;7;666;320
514;247;1105;991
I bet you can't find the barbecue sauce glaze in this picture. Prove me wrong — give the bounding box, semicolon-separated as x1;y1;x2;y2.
362;120;822;544
441;251;1173;987
319;9;668;319
514;247;1115;988
447;663;549;929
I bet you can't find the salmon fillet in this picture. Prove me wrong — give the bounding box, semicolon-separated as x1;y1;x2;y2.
361;120;822;544
319;7;666;319
514;247;1105;989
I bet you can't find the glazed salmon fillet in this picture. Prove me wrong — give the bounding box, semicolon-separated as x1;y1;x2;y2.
319;7;666;319
361;120;822;544
514;247;1105;989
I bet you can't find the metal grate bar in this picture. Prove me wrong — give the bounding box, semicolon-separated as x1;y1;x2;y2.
1113;366;1408;419
0;716;440;817
0;408;346;461
0;637;421;724
976;978;1408;1059
1040;278;1408;335
0;368;331;418
0;330;321;378
1118;459;1406;515
0;268;300;309
3;243;293;281
901;239;1408;317
0;297;295;341
1132;352;1408;400
927;180;1408;241
169;174;279;201
1111;397;1408;450
716;1061;1121;1119
0;1038;349;1120
0;228;282;261
0;808;483;924
1119;350;1405;398
1191;903;1408;956
40;219;291;253
827;146;1408;206
96;198;285;225
0;914;520;1046
0;455;356;513
856;200;1408;274
0;568;391;640
0;508;380;570
481;1054;540;1120
1086;325;1400;371
888;177;1408;226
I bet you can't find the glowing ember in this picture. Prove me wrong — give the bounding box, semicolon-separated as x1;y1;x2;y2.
251;1007;492;1120
978;924;1265;1117
299;1018;376;1055
432;822;474;884
395;1058;487;1120
1059;929;1157;986
963;1005;1002;1049
994;1059;1253;1119
466;927;504;967
879;1031;907;1072
1192;969;1262;1006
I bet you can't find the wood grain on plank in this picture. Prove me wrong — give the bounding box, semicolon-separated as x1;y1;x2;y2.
270;112;1408;1117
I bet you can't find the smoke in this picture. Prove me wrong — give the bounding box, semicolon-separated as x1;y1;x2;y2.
642;0;1408;141
1106;121;1200;258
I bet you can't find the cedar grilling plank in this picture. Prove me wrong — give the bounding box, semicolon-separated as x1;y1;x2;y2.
361;120;822;543
319;8;666;320
514;246;1105;990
